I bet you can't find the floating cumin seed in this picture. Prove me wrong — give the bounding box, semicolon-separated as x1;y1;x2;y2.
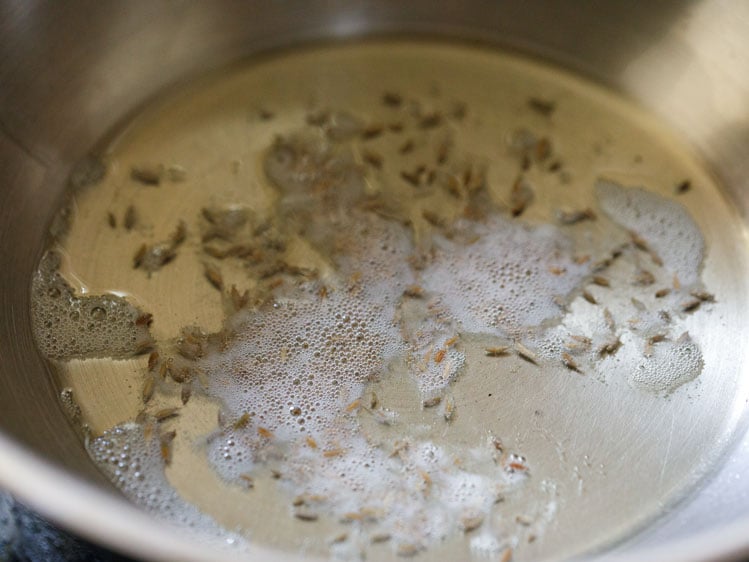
534;137;552;161
598;338;621;356
403;285;424;298
434;349;447;363
682;299;702;313
443;395;456;421
582;289;597;305
159;357;172;379
422;396;442;408
485;346;510;357
159;430;176;465
106;212;116;229
230;285;250;310
294;509;319;522
344;398;362;413
557;208;596;225
330;532;348;545
520;154;531;172
630;231;650;252
258;108;274;120
631;297;647;312
419;111;443;129
202;245;226;259
361;149;383;169
655;288;671;298
155;407;179;422
527;97;556;117
382;91;402;107
690;289;715;302
123;205;137;231
459;511;484;532
239;473;254;489
561;352;582;373
180;384;192;405
514;343;538;365
396;542;420;557
592;275;610;287
422;210;445;228
170;220;187;247
675;179;692;194
135;312;153;326
233;412;250;430
400;166;423;187
141;376;155;404
361;123;384;140
633;269;656;286
323;448;344;458
510;177;534;217
436;139;450;165
566;335;592;352
257;427;274;439
132;244;147;269
203;263;224;291
399;139;415;154
131;165;163;186
648;334;667;345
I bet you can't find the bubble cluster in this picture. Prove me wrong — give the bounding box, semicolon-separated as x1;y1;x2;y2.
202;288;404;446
596;179;705;287
626;333;703;394
88;423;246;546
421;216;592;335
274;433;522;554
31;252;152;360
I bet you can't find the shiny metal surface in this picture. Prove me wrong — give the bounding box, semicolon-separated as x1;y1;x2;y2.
0;2;748;561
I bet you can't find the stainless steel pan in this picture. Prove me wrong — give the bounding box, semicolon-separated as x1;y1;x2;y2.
1;2;748;560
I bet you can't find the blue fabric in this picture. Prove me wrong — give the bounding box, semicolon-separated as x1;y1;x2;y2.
0;492;134;562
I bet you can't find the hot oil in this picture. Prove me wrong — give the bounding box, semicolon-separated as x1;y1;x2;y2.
31;41;749;561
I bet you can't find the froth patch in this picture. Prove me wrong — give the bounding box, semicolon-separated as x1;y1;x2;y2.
200;290;404;444
596;179;705;286
421;216;591;335
88;423;247;547
627;333;703;394
31;252;152;360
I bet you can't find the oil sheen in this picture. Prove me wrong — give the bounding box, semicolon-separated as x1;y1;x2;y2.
31;41;749;561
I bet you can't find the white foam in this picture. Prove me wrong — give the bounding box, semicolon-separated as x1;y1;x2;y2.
88;423;247;547
421;216;592;336
31;252;152;360
596;180;705;287
628;333;703;394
